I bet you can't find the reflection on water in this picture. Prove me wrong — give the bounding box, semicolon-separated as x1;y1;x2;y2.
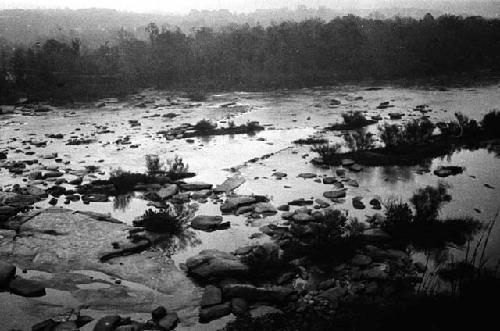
380;166;417;183
113;194;132;211
152;228;202;257
200;135;214;144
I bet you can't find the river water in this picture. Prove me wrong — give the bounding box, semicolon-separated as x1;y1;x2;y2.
1;84;500;329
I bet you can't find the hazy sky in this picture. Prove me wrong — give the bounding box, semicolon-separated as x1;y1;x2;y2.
0;0;495;13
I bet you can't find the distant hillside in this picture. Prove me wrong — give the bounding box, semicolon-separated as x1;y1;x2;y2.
1;3;499;47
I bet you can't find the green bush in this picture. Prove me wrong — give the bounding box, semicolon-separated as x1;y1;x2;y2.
145;154;163;176
342;111;368;127
293;137;328;145
194;119;217;132
312;143;342;163
345;129;376;151
166;155;189;175
481;110;500;138
410;182;451;223
404;119;435;144
382;198;414;233
286;209;363;265
244;121;263;133
134;205;190;233
185;90;207;102
109;169;150;193
379;119;435;149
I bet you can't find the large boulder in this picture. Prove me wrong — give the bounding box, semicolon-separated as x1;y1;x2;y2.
159;313;179;330
157;184;178;199
0;206;18;222
222;284;294;303
186;250;249;279
0;261;16;287
199;302;232;323
220;196;257;214
201;285;222;307
253;202;277;215
9;277;46;297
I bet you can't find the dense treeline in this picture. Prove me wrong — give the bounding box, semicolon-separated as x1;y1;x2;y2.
1;14;500;103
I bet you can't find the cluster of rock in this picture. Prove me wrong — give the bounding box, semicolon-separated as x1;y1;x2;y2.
220;195;277;216
1;260;47;298
90;307;178;331
157;120;263;141
290;244;425;316
0;187;46;222
12;103;54;115
31;306;179;331
184;244;295;323
123;91;202;110
181;219;424;326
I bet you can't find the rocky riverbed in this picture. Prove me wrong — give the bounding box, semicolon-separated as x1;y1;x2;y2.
1;84;500;330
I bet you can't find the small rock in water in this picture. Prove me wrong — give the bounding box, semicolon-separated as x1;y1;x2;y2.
434;166;464;177
298;173;317;179
191;215;226;232
323;189;347;199
352;197;366;209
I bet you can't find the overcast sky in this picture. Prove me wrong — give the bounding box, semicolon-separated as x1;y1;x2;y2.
0;0;495;14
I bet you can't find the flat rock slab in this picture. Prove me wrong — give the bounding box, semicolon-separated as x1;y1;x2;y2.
298;173;317;179
4;208;198;304
13;209;131;268
214;175;245;193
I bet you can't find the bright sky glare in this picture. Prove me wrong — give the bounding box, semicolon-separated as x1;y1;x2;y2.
0;0;491;14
